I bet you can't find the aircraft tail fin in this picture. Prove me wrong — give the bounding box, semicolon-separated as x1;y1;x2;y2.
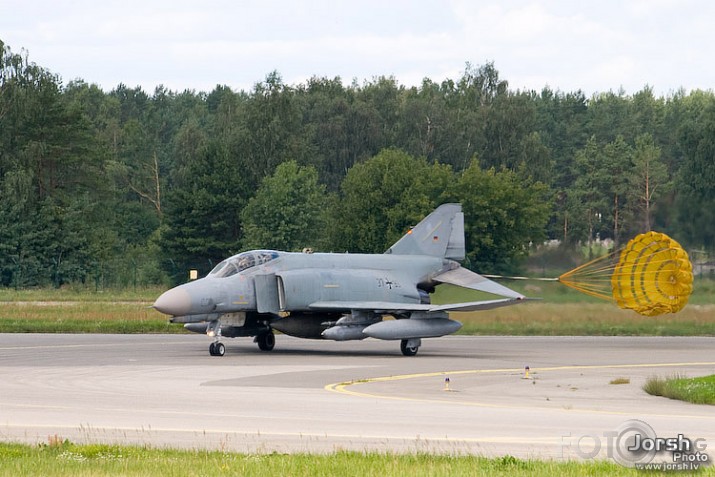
385;203;465;260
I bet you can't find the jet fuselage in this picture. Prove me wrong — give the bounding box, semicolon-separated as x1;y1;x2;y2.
154;251;452;321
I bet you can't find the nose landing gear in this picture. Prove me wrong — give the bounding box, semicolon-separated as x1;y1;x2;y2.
207;319;224;356
209;341;225;356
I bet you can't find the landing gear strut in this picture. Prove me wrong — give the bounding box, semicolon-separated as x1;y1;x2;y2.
207;320;224;356
400;338;421;356
255;331;275;351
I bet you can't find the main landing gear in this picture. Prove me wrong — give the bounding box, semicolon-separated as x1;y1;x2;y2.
255;331;275;351
400;338;421;356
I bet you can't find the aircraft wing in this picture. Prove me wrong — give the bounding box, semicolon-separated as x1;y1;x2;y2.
309;298;526;313
309;301;432;313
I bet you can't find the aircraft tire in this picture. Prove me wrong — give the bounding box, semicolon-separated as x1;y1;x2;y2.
209;342;225;356
400;339;419;356
257;331;275;351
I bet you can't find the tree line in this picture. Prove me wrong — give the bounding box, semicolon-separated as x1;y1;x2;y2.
1;39;713;288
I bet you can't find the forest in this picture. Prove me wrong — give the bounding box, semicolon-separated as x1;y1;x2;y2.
1;39;714;288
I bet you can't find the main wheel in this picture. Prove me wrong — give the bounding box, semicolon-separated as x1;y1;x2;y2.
400;339;419;356
256;331;275;351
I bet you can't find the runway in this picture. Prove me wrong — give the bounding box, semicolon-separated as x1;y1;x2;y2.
1;333;713;460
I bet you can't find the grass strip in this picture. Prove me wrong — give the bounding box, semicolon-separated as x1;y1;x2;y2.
455;303;715;336
0;302;181;334
643;374;715;405
0;301;713;335
0;284;712;336
0;442;645;477
0;287;164;303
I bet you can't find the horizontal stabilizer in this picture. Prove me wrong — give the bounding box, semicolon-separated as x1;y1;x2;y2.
429;298;528;312
433;267;525;299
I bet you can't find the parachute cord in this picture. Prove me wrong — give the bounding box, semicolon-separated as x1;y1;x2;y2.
558;249;621;281
482;275;559;281
482;273;614;301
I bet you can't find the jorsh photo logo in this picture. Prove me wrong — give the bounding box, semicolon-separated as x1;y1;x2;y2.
562;419;710;471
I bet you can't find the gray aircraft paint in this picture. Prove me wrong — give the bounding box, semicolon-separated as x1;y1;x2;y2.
153;204;528;356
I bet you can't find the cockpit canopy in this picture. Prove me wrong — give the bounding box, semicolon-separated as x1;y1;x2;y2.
208;250;280;278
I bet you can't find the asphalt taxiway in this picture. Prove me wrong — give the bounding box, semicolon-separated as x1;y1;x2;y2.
0;333;713;459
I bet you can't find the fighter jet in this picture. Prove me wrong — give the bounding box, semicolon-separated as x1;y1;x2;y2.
153;203;528;356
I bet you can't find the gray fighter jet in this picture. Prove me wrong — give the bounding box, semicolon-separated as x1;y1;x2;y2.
153;203;527;356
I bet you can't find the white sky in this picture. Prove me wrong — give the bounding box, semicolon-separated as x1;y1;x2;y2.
1;0;713;96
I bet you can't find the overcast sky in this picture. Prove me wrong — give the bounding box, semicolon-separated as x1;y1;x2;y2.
2;0;713;96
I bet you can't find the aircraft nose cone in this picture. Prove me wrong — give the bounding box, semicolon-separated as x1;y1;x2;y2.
153;287;192;316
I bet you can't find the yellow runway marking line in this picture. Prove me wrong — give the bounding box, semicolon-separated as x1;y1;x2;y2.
325;361;715;418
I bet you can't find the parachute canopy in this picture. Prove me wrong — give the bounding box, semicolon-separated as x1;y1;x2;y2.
559;232;693;316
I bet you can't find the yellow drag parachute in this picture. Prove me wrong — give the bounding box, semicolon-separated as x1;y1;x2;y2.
559;232;693;316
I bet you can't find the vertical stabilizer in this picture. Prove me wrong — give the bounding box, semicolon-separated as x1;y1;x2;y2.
385;204;465;260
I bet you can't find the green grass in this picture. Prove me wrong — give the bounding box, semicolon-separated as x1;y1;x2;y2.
0;442;649;477
643;374;715;405
0;286;163;303
0;279;712;336
453;303;715;336
1;300;712;335
0;302;180;334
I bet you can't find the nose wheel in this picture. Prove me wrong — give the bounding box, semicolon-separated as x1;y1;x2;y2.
209;341;225;356
206;320;225;356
